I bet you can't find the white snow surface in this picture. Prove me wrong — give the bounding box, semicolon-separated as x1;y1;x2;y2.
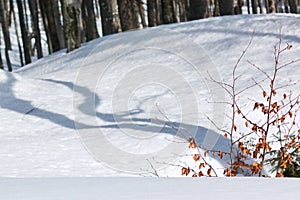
0;177;299;199
1;14;300;198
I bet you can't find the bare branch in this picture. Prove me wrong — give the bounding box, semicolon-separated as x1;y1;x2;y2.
278;58;300;70
247;60;272;80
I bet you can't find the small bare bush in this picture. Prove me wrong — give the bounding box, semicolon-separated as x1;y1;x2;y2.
182;30;300;177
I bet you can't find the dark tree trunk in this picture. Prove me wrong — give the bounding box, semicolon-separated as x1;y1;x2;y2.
3;40;12;71
258;0;264;13
0;44;3;70
162;0;174;24
251;0;258;14
16;0;31;64
39;0;64;53
0;37;3;69
99;0;119;35
39;0;52;53
288;0;298;13
178;0;187;21
117;0;139;31
234;0;243;14
171;0;178;22
28;0;43;59
147;0;157;27
246;0;250;14
52;0;65;48
0;0;12;50
284;0;289;13
156;0;163;25
188;0;209;20
12;2;24;66
95;0;100;18
8;0;13;26
82;0;99;41
81;2;87;43
23;0;29;31
218;0;233;15
214;0;220;16
0;25;5;70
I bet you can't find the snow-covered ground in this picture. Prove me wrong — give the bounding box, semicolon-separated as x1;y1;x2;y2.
1;14;300;198
1;177;299;199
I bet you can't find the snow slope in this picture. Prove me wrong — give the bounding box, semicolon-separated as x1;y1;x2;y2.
0;14;300;181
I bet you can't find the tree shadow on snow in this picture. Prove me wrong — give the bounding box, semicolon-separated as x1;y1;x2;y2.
0;72;97;130
36;77;268;175
43;78;258;172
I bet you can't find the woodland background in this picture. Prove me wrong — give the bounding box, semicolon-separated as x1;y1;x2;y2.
0;0;299;71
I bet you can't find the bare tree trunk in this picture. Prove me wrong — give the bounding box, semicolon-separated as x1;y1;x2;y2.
39;0;62;53
251;0;258;13
171;0;178;22
53;0;65;48
188;0;209;20
23;0;34;57
23;0;30;31
0;0;11;50
284;0;289;12
80;2;87;42
178;0;187;21
0;36;4;70
61;0;83;52
156;0;163;25
234;0;243;14
117;0;139;31
147;0;157;26
40;0;63;51
28;0;43;59
288;0;298;13
270;0;276;12
266;0;275;13
16;0;31;64
8;0;13;26
99;0;119;35
218;0;233;15
111;0;120;32
95;0;100;18
39;0;52;53
137;0;147;28
258;0;264;13
162;0;174;24
213;0;220;15
276;0;283;12
0;44;3;70
12;2;24;66
82;0;99;41
245;0;250;14
3;40;12;71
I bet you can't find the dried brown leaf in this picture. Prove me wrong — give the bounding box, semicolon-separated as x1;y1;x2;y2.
193;154;200;161
245;121;249;128
263;91;267;97
233;125;237;132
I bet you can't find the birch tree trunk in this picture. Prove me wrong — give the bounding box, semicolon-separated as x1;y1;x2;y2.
61;0;83;52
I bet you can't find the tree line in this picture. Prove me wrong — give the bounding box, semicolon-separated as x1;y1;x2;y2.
0;0;299;71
